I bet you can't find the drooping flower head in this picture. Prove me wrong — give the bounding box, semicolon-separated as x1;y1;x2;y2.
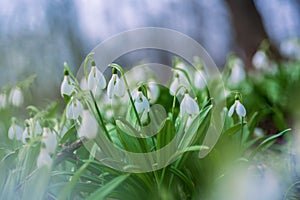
107;68;125;99
194;69;207;90
8;117;22;141
134;88;150;115
180;92;199;116
78;110;98;140
228;96;246;118
66;97;84;120
228;57;246;85
88;60;106;96
37;148;52;168
9;87;24;107
22;121;31;144
60;70;75;97
42;124;57;154
170;73;187;96
0;92;7;109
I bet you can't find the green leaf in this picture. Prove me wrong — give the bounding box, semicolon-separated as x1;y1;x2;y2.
156;118;175;150
86;174;129;200
248;128;291;160
57;160;91;200
22;167;50;200
223;122;246;136
169;167;194;192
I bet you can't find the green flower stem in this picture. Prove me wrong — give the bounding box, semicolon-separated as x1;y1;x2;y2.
89;91;112;142
108;63;142;126
108;63;149;153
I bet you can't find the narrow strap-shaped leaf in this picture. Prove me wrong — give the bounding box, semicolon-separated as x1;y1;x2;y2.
248;128;291;160
86;174;129;200
57;160;90;200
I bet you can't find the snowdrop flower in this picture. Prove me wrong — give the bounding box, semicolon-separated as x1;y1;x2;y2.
88;62;106;95
280;38;300;60
194;70;206;89
254;127;264;138
107;68;125;99
22;125;31;144
252;51;269;70
29;117;42;136
60;70;75;97
228;100;246;118
147;82;159;104
42;127;57;154
180;93;199;116
0;93;7;109
228;58;246;85
170;73;188;96
9;87;23;107
134;91;150;115
66;97;83;120
8;118;22;140
78;110;98;139
37;148;52;168
80;78;88;90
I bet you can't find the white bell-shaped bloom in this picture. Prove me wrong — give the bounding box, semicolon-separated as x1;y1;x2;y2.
148;82;159;104
0;93;7;109
180;93;199;116
88;66;106;95
134;91;150;114
252;51;269;70
66;98;83;120
29;118;42;136
228;58;246;85
107;74;125;99
194;70;206;89
37;148;52;168
22;126;30;144
8;123;23;140
9;87;24;107
228;100;246;117
60;75;75;97
42;127;57;154
80;78;88;90
280;38;300;60
78;110;98;139
170;73;187;96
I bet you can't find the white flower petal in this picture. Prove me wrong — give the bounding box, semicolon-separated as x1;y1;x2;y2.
78;110;98;139
66;99;83;120
107;75;116;99
60;75;74;97
22;127;30;144
194;71;206;89
252;51;268;70
148;83;159;103
170;78;179;96
228;103;235;117
236;100;246;117
37;149;52;168
0;93;7;109
42;128;57;154
80;78;88;90
8;124;23;140
88;67;107;95
228;59;245;85
180;94;199;116
134;92;150;114
9;87;24;107
115;77;125;97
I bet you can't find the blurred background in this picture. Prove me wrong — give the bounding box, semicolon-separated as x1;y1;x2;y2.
1;0;300;102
